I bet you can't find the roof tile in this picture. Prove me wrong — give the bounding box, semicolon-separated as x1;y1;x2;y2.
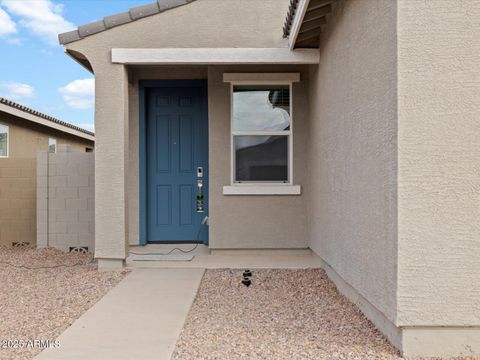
78;20;106;38
129;3;160;20
58;30;81;44
104;12;132;29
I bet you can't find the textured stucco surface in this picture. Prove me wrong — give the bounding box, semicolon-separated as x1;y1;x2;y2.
307;0;398;323
64;0;304;253
397;0;480;326
208;65;308;249
65;0;289;50
93;64;129;260
126;65;308;249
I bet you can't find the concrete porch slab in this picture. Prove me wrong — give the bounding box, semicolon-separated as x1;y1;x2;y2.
34;268;204;360
127;244;322;269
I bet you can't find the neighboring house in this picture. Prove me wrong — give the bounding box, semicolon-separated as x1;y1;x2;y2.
0;98;94;247
57;0;480;357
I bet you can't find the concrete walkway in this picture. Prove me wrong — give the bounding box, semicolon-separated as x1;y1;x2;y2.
35;268;204;360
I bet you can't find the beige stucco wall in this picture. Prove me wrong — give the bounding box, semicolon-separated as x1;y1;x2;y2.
208;65;308;249
397;0;480;326
307;0;398;324
63;0;304;258
66;0;289;50
0;114;94;247
128;64;309;249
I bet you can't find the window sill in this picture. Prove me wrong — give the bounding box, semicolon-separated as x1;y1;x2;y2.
222;185;301;196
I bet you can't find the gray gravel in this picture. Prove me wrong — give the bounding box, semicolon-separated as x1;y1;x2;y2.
0;246;129;360
172;269;476;360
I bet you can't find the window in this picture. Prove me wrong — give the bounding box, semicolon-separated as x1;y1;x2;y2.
231;84;292;183
85;147;93;153
0;124;8;157
48;138;56;153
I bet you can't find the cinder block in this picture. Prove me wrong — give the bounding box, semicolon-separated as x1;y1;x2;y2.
10;198;31;210
0;168;21;178
77;161;94;174
20;168;34;177
53;233;78;249
20;188;35;199
20;208;35;219
52;176;67;187
79;186;94;199
55;187;78;199
4;188;22;199
55;210;78;222
78;232;94;247
37;174;48;191
78;209;93;223
53;153;70;164
87;198;95;211
0;199;10;208
37;198;47;211
57;144;72;153
49;221;67;234
48;198;66;210
67;175;89;187
37;233;48;248
0;208;20;219
66;198;87;210
67;222;91;234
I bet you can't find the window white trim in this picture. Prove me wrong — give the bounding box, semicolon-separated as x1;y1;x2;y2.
0;123;9;158
223;185;301;196
223;73;301;83
228;78;296;186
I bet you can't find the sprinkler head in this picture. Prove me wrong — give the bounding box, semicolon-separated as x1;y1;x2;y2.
241;277;251;287
243;270;252;277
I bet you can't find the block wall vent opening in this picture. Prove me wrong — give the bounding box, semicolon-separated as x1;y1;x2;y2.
69;246;89;254
12;242;31;248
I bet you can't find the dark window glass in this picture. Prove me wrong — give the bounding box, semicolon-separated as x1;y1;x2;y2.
234;135;288;182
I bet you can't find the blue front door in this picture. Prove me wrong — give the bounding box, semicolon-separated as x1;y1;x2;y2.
145;82;208;243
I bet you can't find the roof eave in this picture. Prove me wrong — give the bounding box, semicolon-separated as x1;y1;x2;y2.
0;99;95;141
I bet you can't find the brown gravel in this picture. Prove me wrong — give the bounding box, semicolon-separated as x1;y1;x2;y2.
173;269;477;360
0;246;129;360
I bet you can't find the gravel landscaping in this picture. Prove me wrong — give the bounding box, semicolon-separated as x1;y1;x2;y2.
173;269;477;360
0;246;129;360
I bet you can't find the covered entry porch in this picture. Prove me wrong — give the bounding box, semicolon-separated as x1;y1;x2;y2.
90;56;318;269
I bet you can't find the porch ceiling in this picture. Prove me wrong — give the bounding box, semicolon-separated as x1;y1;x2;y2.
283;0;338;49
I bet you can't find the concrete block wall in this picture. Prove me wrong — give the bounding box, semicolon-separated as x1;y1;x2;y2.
37;144;94;252
0;158;36;247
